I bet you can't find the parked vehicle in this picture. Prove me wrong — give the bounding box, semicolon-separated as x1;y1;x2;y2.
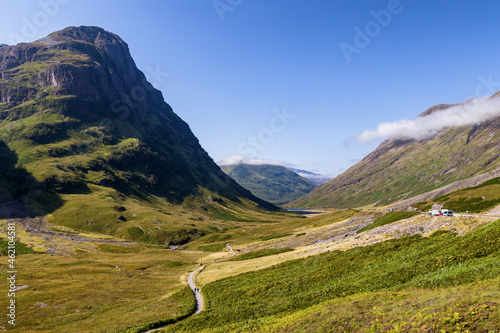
431;210;441;216
441;209;453;217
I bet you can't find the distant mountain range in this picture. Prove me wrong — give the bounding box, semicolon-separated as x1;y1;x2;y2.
0;26;278;243
290;99;500;209
221;164;316;205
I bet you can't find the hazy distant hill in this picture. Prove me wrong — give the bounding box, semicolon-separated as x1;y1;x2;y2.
221;164;316;205
0;26;278;242
288;168;333;185
290;101;499;209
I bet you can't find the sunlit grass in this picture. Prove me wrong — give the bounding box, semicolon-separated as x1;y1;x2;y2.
0;248;205;332
165;219;500;332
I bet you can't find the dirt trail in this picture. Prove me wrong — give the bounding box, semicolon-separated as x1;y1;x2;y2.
188;265;205;315
187;243;235;315
145;243;235;332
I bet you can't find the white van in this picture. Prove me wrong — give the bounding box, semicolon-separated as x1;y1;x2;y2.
441;209;453;217
431;210;441;216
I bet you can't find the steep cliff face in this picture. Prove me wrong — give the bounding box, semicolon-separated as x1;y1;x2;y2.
0;26;277;216
0;26;164;107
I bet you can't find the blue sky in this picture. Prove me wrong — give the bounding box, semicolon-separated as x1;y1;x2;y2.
1;0;500;175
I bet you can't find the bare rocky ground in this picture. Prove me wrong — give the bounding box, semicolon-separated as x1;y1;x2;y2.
237;209;499;259
486;204;500;216
8;216;137;255
0;200;136;255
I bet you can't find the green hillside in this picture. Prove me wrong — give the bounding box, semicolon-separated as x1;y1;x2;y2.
415;177;500;213
221;164;316;205
290;106;499;209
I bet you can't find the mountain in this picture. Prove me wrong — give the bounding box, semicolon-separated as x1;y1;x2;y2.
290;99;500;209
288;168;333;185
0;26;278;241
221;164;316;205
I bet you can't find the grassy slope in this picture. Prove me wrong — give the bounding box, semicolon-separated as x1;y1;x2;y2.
232;282;500;332
0;97;283;245
44;184;287;246
165;219;500;332
221;164;316;205
291;117;500;209
415;177;500;213
229;248;293;261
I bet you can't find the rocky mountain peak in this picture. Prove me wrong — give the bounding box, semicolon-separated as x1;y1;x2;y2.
0;26;162;107
0;26;278;218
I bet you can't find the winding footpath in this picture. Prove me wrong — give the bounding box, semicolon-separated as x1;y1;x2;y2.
145;243;235;332
188;243;236;314
188;265;205;314
225;243;236;258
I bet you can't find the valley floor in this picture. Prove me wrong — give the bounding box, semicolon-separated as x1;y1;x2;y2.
1;205;499;332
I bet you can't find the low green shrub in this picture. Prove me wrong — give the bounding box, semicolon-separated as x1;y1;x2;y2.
197;243;227;253
229;248;294;261
97;244;143;253
0;238;43;255
259;233;293;241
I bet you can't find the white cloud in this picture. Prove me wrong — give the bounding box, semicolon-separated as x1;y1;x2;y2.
216;156;293;167
356;97;500;142
296;172;335;182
